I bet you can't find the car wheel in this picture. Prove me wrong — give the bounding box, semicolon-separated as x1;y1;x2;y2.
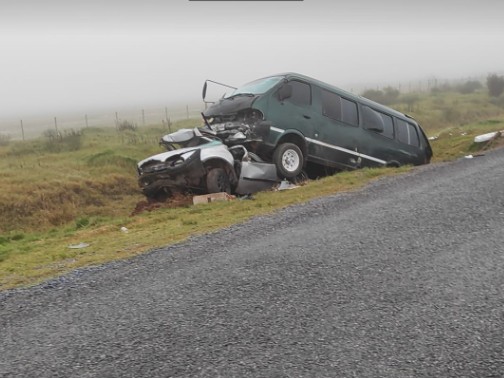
273;143;304;178
386;160;401;168
206;168;231;194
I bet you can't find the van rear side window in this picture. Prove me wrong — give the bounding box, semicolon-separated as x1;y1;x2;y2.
321;89;358;126
395;119;419;146
362;106;394;139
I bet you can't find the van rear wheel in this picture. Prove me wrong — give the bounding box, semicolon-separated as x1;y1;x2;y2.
273;143;304;178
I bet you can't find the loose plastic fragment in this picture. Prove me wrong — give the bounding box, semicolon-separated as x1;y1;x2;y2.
68;242;90;249
193;192;235;205
474;131;499;143
277;180;299;191
464;154;484;159
120;227;129;233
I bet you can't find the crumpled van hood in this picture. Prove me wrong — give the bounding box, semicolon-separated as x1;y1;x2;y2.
203;95;259;117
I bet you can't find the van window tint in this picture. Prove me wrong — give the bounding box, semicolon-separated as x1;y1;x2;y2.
287;80;311;106
321;90;358;126
395;119;420;146
362;106;394;139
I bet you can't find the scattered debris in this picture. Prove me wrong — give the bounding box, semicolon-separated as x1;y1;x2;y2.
120;226;129;233
277;179;299;191
193;192;235;205
68;242;90;249
428;136;438;141
474;131;501;143
464;154;485;159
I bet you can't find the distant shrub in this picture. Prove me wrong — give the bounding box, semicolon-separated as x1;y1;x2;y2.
361;86;400;105
399;93;420;112
487;74;504;97
361;89;382;102
489;93;504;108
431;83;454;93
457;80;483;94
117;120;137;132
43;129;82;152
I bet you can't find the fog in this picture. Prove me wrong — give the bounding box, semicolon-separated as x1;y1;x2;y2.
1;0;503;119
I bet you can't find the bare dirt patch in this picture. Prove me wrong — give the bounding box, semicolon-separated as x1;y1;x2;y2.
131;193;193;216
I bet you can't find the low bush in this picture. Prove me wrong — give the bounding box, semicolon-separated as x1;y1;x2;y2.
43;129;82;152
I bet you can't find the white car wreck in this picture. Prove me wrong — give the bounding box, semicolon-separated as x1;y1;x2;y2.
137;122;280;201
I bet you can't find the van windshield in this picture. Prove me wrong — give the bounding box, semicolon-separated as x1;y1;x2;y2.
225;76;283;99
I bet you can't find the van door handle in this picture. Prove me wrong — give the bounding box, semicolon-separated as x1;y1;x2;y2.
303;115;311;119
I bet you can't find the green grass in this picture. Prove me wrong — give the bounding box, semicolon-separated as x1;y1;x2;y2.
429;119;504;162
1;90;504;290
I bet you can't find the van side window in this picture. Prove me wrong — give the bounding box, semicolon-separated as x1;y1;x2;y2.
362;106;394;139
341;98;358;125
287;80;311;106
321;89;358;126
395;119;420;146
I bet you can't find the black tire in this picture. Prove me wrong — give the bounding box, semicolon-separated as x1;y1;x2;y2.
206;168;231;194
273;143;304;178
386;160;401;168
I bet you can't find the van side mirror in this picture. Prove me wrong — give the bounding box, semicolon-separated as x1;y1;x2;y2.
278;84;292;101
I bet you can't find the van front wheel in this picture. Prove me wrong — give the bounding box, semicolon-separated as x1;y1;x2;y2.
273;143;304;178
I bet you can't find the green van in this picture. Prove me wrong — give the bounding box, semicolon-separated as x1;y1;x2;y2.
202;73;432;178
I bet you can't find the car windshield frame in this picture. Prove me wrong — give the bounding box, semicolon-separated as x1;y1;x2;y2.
225;76;283;99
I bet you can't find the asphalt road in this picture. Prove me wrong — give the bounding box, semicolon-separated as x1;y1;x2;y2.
1;148;504;378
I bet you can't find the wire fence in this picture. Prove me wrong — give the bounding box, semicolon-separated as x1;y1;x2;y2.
0;104;205;141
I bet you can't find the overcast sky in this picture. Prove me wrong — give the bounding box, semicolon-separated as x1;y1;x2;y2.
1;0;503;118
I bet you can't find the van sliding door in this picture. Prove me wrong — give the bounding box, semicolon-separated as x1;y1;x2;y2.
310;89;361;169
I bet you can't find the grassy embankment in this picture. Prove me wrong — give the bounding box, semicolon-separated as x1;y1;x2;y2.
1;90;503;290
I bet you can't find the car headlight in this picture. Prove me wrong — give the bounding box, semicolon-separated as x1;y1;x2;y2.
170;158;184;167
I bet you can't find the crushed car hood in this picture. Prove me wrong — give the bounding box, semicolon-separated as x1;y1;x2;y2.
138;140;226;167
